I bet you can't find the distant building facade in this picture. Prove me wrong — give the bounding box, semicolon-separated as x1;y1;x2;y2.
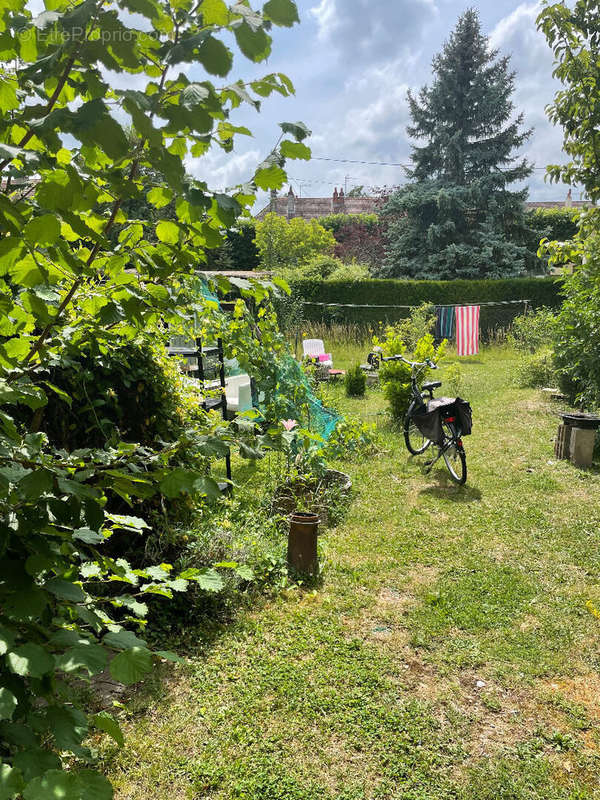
255;187;589;222
255;187;377;221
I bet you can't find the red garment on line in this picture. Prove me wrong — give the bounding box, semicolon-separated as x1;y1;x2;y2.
455;305;480;356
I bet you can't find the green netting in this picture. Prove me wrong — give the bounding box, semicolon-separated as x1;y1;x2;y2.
183;279;342;441
270;355;342;443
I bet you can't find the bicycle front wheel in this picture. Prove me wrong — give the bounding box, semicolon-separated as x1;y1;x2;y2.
404;412;431;455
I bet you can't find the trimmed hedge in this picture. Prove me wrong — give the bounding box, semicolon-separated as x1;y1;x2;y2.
293;277;563;337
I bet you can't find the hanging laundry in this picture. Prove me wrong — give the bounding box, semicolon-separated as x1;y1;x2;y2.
455;305;480;356
436;306;455;340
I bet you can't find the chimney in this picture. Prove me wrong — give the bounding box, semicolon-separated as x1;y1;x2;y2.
269;188;277;213
287;186;295;219
332;187;345;213
565;188;573;208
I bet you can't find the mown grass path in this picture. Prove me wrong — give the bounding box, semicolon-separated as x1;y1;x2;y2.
109;348;600;799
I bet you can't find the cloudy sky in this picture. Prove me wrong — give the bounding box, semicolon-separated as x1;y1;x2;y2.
188;1;575;210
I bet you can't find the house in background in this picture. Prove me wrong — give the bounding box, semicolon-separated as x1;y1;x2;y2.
255;187;588;222
255;187;377;221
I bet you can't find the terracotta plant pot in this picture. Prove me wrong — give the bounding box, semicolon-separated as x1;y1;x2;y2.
287;511;320;576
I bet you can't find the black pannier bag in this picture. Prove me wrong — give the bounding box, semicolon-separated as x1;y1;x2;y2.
455;397;472;436
411;397;472;445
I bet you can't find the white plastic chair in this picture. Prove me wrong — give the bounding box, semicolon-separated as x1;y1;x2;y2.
302;338;332;378
225;374;252;417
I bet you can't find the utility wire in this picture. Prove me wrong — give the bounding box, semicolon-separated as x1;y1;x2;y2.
310;155;555;171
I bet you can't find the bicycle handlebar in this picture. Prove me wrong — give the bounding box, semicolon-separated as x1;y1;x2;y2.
381;354;438;370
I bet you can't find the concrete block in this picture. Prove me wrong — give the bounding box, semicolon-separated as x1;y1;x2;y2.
569;426;596;467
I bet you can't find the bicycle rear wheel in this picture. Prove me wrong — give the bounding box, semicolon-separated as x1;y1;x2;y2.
441;422;467;484
404;413;431;455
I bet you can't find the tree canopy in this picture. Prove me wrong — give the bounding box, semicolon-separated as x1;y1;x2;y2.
0;0;305;796
380;8;534;280
538;0;600;406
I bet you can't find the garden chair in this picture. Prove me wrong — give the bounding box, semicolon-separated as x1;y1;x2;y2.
302;339;333;379
225;374;252;418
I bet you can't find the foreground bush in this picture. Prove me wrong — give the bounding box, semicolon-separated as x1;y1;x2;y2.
345;365;367;397
0;0;304;794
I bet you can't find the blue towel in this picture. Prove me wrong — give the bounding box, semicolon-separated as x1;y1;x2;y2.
436;306;455;340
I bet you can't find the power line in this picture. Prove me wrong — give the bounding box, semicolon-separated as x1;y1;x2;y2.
311;155;557;171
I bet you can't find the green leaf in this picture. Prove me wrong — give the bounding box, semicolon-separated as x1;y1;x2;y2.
24;215;61;247
0;689;17;721
154;650;185;664
0;77;19;114
73;527;104;545
234;21;272;62
4;587;47;620
192;475;222;499
73;771;113;800
57;477;99;499
103;629;147;651
155;220;180;244
180;567;224;592
55;644;107;676
147;187;173;209
18;469;54;500
200;0;229;25
254;164;287;190
280;140;311;160
23;770;77;800
13;750;60;784
263;0;299;26
42;381;72;406
279;121;311;141
0;763;23;800
7;644;54;678
105;514;150;532
91;711;124;747
44;578;86;603
0;626;15;656
198;35;233;77
45;705;88;751
235;564;254;581
109;647;152;685
159;467;200;497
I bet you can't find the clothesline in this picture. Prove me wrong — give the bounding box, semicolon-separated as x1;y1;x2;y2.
302;299;530;309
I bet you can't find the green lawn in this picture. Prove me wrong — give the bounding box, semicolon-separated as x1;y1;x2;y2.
107;346;600;799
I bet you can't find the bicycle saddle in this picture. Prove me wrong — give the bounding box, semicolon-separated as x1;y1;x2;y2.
422;381;442;391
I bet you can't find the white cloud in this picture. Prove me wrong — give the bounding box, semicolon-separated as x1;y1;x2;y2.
185;148;261;192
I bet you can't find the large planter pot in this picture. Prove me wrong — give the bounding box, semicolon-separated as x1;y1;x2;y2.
271;469;352;526
287;511;320;577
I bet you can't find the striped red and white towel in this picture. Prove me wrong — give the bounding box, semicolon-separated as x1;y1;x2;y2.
455;305;480;356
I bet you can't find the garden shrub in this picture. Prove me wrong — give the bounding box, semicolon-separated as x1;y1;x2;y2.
381;361;413;421
443;362;465;395
345;364;367;397
514;349;557;389
279;254;343;283
0;0;305;793
323;417;380;461
327;262;371;282
254;213;335;271
317;213;386;267
508;308;559;354
375;324;446;421
38;336;185;450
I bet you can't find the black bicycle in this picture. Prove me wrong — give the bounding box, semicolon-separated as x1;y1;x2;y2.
380;354;469;485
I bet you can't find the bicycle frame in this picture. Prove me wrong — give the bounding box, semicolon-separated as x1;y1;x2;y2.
382;353;467;483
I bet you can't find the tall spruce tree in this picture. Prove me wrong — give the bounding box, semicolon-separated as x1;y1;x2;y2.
380;9;534;279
